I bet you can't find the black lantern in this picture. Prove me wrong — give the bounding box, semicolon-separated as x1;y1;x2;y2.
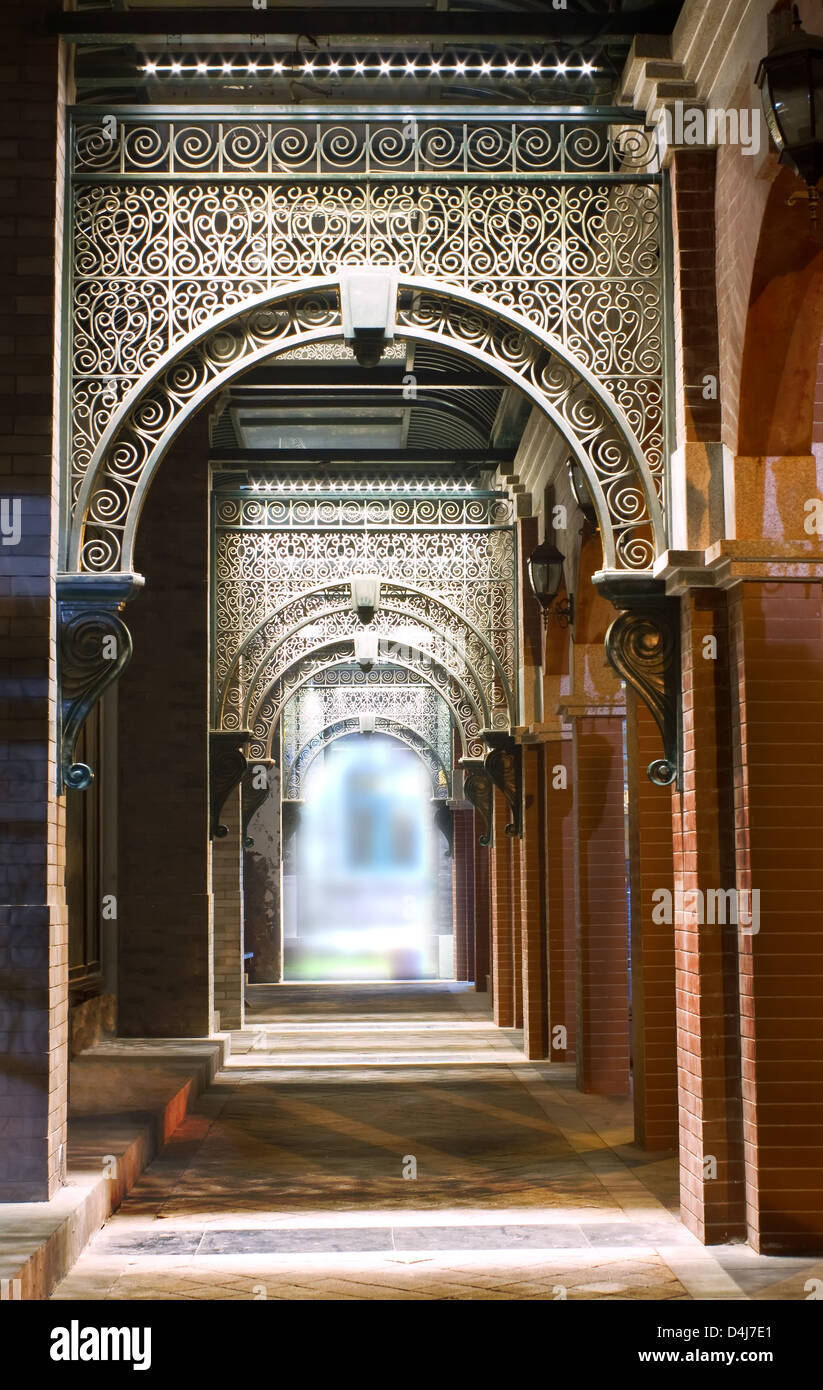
756;7;823;228
527;540;574;627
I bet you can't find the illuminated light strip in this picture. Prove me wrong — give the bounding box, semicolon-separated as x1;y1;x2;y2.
140;57;600;76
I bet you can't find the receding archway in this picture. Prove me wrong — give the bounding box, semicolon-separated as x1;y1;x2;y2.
282;731;450;983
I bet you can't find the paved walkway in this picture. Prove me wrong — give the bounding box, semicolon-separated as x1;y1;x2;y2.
51;984;823;1301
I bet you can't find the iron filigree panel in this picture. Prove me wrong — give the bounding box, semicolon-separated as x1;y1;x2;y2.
286;718;449;801
72;116;659;181
66;109;666;574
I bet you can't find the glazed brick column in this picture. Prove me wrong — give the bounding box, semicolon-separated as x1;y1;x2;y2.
0;6;68;1200
473;817;491;993
519;740;548;1059
243;767;281;983
451;808;471;981
544;730;576;1064
489;786;514;1026
212;784;244;1031
118;419;213;1037
674;589;746;1243
730;580;823;1253
571;712;630;1095
626;689;678;1150
667;150;730;555
510;827;523;1029
671;150;722;443
462;811;476;983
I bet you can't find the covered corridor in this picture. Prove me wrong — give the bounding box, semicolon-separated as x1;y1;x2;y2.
4;0;823;1334
51;985;820;1302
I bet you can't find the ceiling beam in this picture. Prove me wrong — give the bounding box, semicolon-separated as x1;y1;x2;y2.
233;367;499;388
210;446;515;464
47;7;678;45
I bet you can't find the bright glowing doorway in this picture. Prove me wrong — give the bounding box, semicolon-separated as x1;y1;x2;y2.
282;733;451;981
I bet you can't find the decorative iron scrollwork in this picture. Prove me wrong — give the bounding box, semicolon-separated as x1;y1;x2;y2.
600;579;681;787
57;573;142;792
483;730;523;838
432;800;454;858
209;730;250;839
462;758;494;847
241;758;275;848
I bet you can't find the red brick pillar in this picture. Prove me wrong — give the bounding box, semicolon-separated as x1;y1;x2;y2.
118;419;213;1037
452;808;471;980
463;816;476;983
626;689;678;1150
510;828;523;1028
545;730;576;1063
473;818;491;993
519;740;548;1058
489;786;514;1026
674;589;746;1242
730;579;823;1252
212;784;244;1031
571;710;631;1095
0;8;68;1200
243;762;281;983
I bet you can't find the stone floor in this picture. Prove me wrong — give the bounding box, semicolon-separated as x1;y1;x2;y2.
51;983;823;1301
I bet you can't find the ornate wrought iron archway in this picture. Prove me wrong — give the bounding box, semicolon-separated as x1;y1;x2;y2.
233;607;500;743
58;107;681;790
250;644;484;760
68;275;664;576
286;717;449;801
217;579;514;732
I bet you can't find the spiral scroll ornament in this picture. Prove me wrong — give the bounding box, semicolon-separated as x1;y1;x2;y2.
57;587;136;793
604;594;681;786
209;730;250;839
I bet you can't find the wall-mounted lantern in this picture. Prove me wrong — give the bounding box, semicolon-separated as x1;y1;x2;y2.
355;631;379;672
527;540;574;628
757;6;823;231
350;574;381;624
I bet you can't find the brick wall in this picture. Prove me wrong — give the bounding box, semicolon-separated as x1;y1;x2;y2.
0;4;68;1200
243;770;281;983
473;819;491;993
510;827;523;1029
714;77;776;455
626;690;677;1151
573;715;630;1096
730;580;823;1252
671;151;723;443
489;786;514;1026
675;590;746;1242
118;418;213;1038
452;808;473;981
212;784;244;1031
519;742;548;1059
545;735;576;1064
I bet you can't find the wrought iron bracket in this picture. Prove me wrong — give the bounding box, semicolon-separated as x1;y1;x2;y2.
209;730;250;839
242;757;276;848
597;576;682;788
56;573;143;793
461;758;494;847
483;729;523;838
432;800;454;858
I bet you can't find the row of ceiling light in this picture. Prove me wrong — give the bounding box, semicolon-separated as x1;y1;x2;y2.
142;57;598;77
245;478;482;493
